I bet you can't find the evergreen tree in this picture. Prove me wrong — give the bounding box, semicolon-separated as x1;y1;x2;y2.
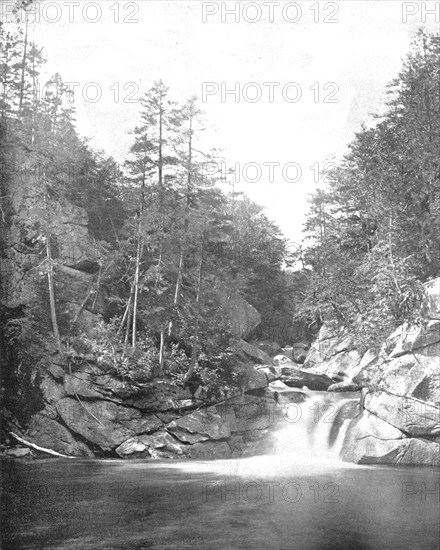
299;30;440;348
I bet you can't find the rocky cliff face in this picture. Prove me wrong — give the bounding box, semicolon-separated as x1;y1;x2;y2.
2;155;104;319
1;162;274;459
2;161;439;466
300;279;440;466
23;363;277;459
1;154;107;430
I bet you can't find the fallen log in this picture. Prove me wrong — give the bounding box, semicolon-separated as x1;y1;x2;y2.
9;432;76;459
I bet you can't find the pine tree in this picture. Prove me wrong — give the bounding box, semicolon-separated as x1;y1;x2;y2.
120;81;181;352
299;30;440;348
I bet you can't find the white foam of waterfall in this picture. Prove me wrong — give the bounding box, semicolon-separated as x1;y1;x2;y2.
272;392;358;465
330;417;352;457
115;391;360;478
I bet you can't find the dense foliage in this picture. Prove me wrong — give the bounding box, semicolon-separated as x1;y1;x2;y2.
1;15;438;410
0;19;297;397
297;30;440;349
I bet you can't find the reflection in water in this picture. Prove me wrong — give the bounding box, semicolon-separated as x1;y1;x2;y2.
0;392;437;550
1;457;439;550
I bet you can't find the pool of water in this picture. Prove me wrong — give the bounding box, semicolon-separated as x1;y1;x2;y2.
1;456;439;549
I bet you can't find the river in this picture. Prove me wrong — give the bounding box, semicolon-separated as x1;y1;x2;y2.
1;456;439;550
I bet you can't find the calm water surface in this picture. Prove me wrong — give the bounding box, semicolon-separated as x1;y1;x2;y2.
1;456;439;550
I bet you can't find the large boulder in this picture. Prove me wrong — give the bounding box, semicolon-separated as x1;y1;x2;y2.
114;437;151;459
387;320;440;358
303;324;352;368
116;430;186;459
353;339;440;406
305;325;381;387
55;392;164;452
140;431;186;457
342;411;440;466
309;318;440;408
373;349;438;403
280;366;333;391
305;349;363;382
26;414;94;457
236;363;269;392
56;398;134;450
364;391;440;437
218;290;261;339
235;339;274;366
167;407;230;444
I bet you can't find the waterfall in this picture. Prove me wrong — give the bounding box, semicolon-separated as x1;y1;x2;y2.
272;391;359;464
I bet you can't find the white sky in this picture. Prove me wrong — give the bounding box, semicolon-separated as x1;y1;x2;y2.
6;0;439;243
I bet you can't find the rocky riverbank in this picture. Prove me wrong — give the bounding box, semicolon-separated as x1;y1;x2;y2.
2;349;308;460
3;275;439;466
303;278;440;466
1;162;439;465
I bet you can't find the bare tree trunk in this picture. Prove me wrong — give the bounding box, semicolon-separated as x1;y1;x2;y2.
44;193;63;357
118;288;132;336
169;109;193;336
388;213;402;294
319;201;327;279
153;222;166;370
47;257;63;356
131;237;144;348
124;300;133;352
183;232;204;384
158;330;165;373
168;248;184;336
10;432;75;459
18;17;29;117
152;104;166;365
124;154;147;348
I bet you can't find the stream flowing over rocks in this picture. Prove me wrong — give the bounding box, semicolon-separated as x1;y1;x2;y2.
5;275;439;465
1;166;439;465
303;279;440;466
